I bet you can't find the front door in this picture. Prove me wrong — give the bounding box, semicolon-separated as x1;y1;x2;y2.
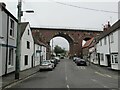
106;55;111;67
31;55;34;68
97;53;100;65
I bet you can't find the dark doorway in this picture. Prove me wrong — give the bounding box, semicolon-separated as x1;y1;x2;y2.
31;55;34;68
97;53;100;65
106;55;111;67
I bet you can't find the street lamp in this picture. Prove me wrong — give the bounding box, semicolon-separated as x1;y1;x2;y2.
15;0;34;79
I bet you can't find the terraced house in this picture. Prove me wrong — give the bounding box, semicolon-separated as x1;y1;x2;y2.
0;3;17;76
20;22;34;71
96;20;120;70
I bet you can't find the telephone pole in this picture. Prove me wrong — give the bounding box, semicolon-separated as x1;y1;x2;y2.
15;0;22;79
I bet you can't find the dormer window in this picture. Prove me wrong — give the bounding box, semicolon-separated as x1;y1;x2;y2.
10;19;14;37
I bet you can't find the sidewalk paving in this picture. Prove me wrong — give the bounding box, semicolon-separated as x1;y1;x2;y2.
0;65;40;90
87;62;119;76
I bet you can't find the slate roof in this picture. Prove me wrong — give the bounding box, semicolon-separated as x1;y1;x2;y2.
82;37;94;48
20;22;29;38
98;19;120;41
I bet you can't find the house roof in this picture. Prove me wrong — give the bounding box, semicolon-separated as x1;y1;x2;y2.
82;37;94;48
98;19;120;41
0;3;18;22
20;22;29;38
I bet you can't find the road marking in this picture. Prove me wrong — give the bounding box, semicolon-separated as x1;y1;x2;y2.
91;79;109;88
105;74;112;78
95;72;117;79
103;85;109;88
91;79;97;82
80;66;86;69
67;85;70;89
77;66;86;70
95;72;106;77
77;66;79;69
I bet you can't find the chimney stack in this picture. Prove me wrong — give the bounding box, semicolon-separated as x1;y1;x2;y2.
0;3;6;8
103;21;111;31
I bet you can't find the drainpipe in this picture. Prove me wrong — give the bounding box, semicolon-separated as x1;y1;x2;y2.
108;35;111;67
5;15;9;75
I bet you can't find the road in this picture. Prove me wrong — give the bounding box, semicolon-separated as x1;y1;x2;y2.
5;59;119;89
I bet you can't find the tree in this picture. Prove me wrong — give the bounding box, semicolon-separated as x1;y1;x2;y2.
54;45;66;56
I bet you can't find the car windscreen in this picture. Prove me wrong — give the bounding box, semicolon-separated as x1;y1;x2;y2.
41;61;50;64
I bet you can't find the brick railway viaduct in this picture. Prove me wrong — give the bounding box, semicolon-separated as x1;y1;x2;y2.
31;27;102;59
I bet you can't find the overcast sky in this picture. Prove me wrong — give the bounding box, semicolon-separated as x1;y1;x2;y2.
1;0;119;50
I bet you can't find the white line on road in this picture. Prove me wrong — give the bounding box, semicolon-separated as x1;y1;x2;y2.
91;79;97;82
67;85;70;89
105;74;112;78
95;72;106;77
80;66;86;70
91;79;109;88
95;72;117;79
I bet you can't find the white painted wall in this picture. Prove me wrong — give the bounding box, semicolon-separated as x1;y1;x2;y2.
20;24;34;71
0;45;2;76
41;46;46;60
0;6;17;76
118;1;120;20
110;31;118;53
97;36;109;66
7;16;17;74
34;44;40;66
110;31;119;70
89;47;98;64
0;7;2;76
118;29;120;70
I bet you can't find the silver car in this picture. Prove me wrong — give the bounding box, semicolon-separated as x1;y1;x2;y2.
40;60;54;71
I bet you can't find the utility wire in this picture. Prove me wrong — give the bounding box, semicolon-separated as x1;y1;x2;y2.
53;1;118;14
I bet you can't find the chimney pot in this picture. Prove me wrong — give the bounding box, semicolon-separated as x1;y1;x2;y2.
0;3;6;8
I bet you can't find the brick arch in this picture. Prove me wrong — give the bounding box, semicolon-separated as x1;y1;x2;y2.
51;32;74;43
31;27;102;59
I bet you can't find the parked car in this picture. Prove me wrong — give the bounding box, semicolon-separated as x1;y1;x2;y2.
76;59;87;66
73;57;79;62
50;59;57;67
40;60;54;71
73;57;80;63
54;57;60;62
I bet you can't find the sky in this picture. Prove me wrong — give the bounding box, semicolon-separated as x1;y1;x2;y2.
1;0;119;50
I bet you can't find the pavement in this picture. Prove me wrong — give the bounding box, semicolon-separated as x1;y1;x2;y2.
2;59;119;89
0;65;40;90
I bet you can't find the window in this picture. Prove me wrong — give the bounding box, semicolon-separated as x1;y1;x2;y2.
100;54;104;61
28;29;30;35
110;33;114;43
10;19;14;37
24;55;28;65
114;55;118;63
104;37;107;45
8;48;14;66
112;54;118;63
27;41;30;49
100;40;102;46
111;54;118;63
112;55;114;63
